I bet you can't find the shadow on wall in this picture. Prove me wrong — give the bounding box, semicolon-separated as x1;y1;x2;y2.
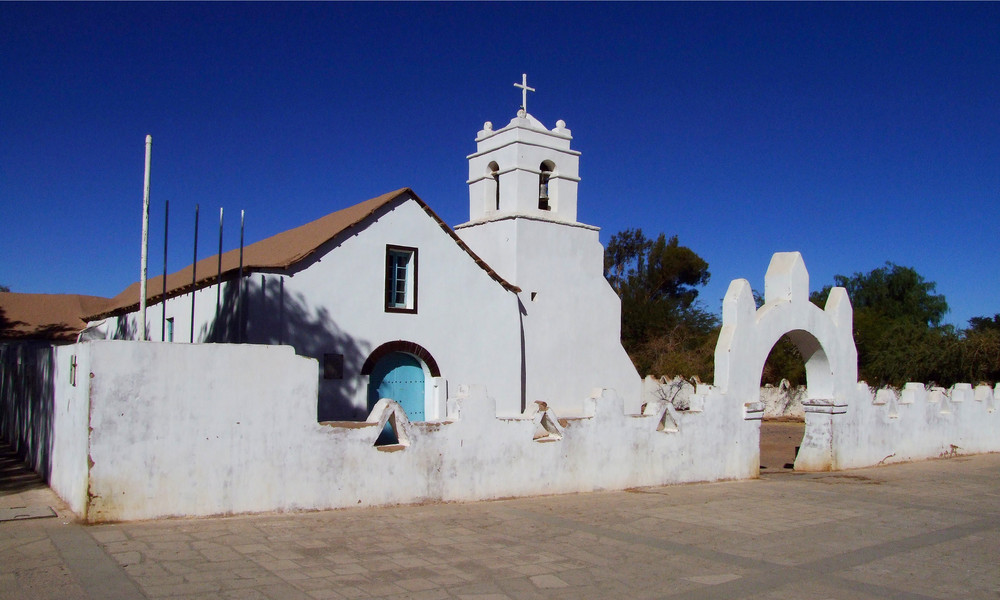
0;342;55;482
202;276;371;422
1;305;78;342
0;306;16;337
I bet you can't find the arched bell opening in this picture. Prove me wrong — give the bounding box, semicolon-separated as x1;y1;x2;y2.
538;160;555;211
486;161;500;212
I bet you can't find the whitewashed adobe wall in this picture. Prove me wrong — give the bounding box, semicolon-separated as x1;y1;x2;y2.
835;382;999;468
642;375;806;419
26;252;1000;523
67;340;752;522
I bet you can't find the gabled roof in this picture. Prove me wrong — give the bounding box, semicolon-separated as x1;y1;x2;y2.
87;188;518;320
0;292;112;342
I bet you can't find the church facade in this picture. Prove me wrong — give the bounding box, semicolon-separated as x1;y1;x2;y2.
84;108;642;421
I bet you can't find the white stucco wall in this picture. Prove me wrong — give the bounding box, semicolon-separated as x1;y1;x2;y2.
83;341;318;521
713;252;999;471
833;382;1000;469
71;340;752;522
49;344;90;515
457;217;642;416
274;198;523;418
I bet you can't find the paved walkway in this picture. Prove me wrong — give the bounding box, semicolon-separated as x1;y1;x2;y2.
2;442;999;600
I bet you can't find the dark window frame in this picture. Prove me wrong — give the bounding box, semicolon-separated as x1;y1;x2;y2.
384;244;418;314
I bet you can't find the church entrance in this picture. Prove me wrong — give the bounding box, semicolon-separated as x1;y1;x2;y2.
367;352;425;421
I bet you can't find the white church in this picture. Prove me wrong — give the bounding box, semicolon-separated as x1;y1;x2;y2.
5;78;998;522
84;85;642;422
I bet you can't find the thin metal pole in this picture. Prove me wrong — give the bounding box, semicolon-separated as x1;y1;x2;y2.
161;199;169;341
139;135;152;341
215;207;223;334
190;204;198;343
238;209;245;343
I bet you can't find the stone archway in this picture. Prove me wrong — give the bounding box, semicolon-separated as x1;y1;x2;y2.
713;252;858;471
361;340;441;378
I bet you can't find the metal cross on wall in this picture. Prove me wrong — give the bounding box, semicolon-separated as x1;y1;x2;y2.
514;73;535;113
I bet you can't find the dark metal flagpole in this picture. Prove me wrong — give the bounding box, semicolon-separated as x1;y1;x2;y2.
161;199;169;341
215;207;223;335
190;204;199;343
238;209;245;343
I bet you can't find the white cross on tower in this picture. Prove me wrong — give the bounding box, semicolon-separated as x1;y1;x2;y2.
514;73;535;114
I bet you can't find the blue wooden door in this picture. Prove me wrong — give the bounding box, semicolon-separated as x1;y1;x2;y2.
367;352;425;421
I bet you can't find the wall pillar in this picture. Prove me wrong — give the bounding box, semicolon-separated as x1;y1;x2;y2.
795;399;846;471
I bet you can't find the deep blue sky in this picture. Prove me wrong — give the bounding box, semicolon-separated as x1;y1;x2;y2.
2;2;997;327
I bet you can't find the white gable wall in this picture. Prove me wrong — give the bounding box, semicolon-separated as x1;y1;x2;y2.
97;194;524;421
273;197;523;419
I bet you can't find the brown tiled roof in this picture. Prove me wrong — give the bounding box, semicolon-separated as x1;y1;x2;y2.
0;292;113;342
87;188;518;320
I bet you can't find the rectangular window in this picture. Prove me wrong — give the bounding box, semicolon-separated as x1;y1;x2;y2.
385;245;418;313
166;317;174;342
323;353;344;379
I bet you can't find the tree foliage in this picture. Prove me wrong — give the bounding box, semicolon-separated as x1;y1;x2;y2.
809;264;996;387
0;284;9;293
605;229;717;380
960;313;1000;384
812;263;948;328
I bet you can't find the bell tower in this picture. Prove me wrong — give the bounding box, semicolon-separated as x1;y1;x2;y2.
455;76;641;417
465;75;581;224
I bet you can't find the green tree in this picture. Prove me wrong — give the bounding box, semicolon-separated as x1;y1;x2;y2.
961;314;1000;384
811;263;948;327
811;263;954;387
968;314;1000;333
605;229;716;379
0;284;9;292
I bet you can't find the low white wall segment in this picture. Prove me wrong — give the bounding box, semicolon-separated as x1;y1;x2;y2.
50;344;90;516
835;382;1000;469
73;340;751;522
84;340;319;522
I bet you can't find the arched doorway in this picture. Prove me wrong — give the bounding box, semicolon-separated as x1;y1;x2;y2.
361;340;441;422
367;352;425;420
758;333;810;473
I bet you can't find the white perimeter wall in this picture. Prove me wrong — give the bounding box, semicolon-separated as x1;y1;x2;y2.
29;251;999;522
66;340;750;522
834;382;1000;469
38;341;1000;522
49;344;90;515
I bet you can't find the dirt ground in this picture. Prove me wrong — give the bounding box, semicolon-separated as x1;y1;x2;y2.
759;419;805;472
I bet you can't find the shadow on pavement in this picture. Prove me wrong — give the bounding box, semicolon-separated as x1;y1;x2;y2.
0;440;47;496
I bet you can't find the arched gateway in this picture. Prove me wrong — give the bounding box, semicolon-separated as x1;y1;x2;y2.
713;252;858;471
